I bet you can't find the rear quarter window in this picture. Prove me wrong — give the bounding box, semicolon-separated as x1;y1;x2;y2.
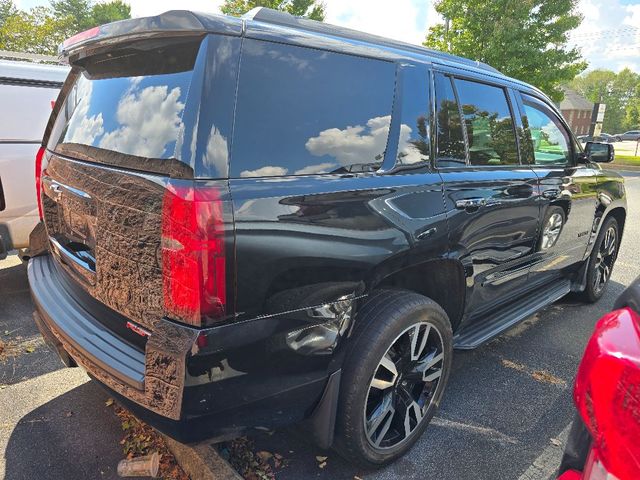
230;40;397;178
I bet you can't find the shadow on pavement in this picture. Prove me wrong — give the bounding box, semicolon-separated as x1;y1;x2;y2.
4;380;125;480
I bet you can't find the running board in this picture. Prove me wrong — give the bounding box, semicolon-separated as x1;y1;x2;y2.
453;280;571;350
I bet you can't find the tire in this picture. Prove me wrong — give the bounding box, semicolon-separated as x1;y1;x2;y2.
538;206;566;251
579;216;619;303
334;289;453;467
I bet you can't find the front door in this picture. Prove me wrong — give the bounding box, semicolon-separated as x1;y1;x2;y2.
433;72;540;315
515;92;599;283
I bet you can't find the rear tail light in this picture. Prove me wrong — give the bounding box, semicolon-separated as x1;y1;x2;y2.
35;147;45;220
161;182;226;327
573;308;640;480
580;448;619;480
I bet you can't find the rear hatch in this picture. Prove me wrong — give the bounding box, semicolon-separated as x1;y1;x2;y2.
41;34;234;332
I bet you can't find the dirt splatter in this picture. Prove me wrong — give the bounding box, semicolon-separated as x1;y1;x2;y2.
501;359;567;386
531;370;566;386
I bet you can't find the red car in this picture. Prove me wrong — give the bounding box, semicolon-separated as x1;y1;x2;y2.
558;280;640;480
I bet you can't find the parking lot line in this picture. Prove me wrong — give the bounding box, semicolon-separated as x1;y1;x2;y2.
517;423;572;480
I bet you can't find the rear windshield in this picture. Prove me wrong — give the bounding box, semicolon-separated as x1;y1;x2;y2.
48;38;201;176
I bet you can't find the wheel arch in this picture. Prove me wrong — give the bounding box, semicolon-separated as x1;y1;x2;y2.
370;258;466;332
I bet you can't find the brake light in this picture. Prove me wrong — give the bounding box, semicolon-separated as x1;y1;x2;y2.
35;147;45;220
573;308;640;480
62;26;100;49
161;182;226;327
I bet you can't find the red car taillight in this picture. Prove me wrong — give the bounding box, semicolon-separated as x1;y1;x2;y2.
35;147;45;220
161;182;226;327
573;307;640;480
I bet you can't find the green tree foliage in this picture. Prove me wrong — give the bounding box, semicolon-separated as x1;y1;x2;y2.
0;0;17;28
0;6;75;54
52;0;130;32
424;0;587;102
570;68;640;132
220;0;326;21
0;0;131;56
91;0;130;27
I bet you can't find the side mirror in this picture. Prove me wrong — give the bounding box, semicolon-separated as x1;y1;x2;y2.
585;141;614;163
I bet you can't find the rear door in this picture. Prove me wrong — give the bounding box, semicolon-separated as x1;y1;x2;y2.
515;92;599;282
434;71;540;315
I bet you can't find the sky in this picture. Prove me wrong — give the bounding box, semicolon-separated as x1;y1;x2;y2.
14;0;640;72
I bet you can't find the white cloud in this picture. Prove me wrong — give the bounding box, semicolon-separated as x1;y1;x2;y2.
305;115;391;166
569;0;640;72
294;162;337;175
240;166;289;178
202;126;229;174
65;78;104;145
99;84;185;158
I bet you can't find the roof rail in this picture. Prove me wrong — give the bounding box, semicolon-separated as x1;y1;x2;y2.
242;7;500;74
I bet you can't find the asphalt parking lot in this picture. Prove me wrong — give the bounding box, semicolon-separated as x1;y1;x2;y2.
1;171;639;480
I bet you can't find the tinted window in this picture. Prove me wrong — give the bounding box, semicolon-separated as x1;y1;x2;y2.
454;78;519;166
231;40;396;178
434;73;466;167
522;94;571;165
49;38;200;164
396;66;431;167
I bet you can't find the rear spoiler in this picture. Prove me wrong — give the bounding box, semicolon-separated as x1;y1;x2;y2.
58;10;243;63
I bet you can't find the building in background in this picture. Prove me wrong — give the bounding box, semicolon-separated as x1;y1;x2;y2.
560;88;594;135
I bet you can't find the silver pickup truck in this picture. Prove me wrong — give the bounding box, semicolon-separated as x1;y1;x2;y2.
0;58;69;257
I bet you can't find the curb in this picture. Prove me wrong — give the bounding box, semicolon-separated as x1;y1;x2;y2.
162;435;243;480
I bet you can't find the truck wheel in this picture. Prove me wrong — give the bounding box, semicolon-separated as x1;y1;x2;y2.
580;217;619;303
334;289;453;467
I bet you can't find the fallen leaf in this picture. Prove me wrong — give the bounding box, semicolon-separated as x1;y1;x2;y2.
105;398;114;407
65;411;73;417
319;461;327;469
3;331;8;336
354;476;363;480
550;438;562;447
316;456;328;462
25;346;35;353
256;451;273;461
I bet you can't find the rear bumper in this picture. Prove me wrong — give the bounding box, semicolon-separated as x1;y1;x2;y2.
28;254;334;443
29;254;198;421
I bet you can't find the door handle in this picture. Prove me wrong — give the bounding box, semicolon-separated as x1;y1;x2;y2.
542;189;560;200
455;198;486;210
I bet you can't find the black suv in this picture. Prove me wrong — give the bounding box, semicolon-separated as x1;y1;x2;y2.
29;8;626;467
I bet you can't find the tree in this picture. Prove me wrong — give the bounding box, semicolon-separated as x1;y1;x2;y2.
0;6;75;54
0;1;131;56
51;0;130;32
0;0;17;28
570;68;640;132
424;0;587;102
220;0;326;21
51;0;93;31
91;0;130;27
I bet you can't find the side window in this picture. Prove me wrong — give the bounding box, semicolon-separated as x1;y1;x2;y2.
231;40;396;178
396;66;431;167
454;78;519;166
434;73;466;167
521;94;571;166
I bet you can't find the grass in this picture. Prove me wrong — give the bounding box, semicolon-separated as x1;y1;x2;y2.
615;155;640;166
